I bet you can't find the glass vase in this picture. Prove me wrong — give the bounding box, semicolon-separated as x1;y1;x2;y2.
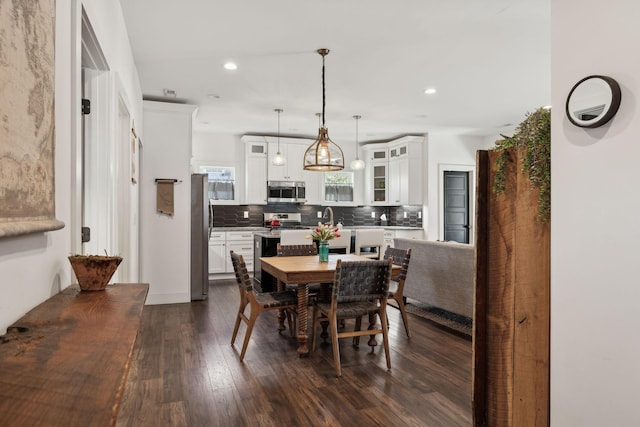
318;241;329;262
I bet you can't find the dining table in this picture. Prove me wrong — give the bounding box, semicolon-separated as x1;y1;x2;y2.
259;254;400;356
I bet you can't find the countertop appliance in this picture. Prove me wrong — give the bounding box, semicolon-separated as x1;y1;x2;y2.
191;173;211;300
267;181;306;203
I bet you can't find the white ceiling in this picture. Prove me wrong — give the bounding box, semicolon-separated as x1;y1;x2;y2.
119;0;550;142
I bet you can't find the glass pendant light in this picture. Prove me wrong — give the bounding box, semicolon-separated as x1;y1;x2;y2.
350;115;365;170
272;108;285;166
304;49;345;171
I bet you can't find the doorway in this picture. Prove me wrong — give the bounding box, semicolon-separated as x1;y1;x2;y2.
438;163;475;244
78;8;137;282
443;171;470;243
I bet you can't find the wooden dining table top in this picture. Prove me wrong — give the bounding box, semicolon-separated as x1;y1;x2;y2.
259;254;400;284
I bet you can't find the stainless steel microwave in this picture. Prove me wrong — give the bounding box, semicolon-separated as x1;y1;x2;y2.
267;181;306;203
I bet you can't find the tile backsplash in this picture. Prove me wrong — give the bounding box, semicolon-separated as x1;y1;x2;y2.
212;204;423;228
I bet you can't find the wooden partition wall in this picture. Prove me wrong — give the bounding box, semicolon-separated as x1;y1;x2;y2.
473;149;550;427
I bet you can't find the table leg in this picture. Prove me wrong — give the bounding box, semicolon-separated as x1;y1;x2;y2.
296;283;309;356
276;279;286;333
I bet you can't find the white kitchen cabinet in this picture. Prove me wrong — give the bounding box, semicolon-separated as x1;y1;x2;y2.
383;229;395;249
363;137;423;206
224;231;254;273
363;146;388;205
302;169;323;204
267;141;307;182
392;137;423;205
388;143;410;205
208;232;227;274
243;138;267;204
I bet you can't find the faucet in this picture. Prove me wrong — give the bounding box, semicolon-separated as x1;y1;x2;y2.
322;207;334;226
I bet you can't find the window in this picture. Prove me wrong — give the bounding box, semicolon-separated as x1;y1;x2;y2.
324;172;354;202
200;166;235;201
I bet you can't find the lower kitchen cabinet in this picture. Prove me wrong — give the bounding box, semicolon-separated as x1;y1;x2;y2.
208;232;227;274
209;230;255;275
225;231;255;273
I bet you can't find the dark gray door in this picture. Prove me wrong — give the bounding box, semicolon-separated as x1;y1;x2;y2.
443;171;470;243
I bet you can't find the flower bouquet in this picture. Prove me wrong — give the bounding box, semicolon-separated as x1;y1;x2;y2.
307;222;340;242
307;222;340;262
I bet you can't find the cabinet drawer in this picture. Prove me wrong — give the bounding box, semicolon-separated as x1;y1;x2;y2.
210;232;225;241
226;231;254;241
227;241;253;254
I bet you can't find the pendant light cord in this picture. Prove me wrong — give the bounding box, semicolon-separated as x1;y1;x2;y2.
322;54;326;128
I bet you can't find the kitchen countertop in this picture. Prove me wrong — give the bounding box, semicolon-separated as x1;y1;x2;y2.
211;227;269;232
252;225;423;239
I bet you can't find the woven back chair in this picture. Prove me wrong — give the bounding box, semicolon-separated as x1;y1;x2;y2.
276;243;317;256
383;246;412;337
276;242;323;330
311;258;393;377
230;251;298;361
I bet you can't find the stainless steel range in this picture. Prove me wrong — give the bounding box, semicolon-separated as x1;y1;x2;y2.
263;212;303;229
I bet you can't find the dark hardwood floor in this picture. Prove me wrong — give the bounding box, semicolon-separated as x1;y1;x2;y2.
116;279;472;426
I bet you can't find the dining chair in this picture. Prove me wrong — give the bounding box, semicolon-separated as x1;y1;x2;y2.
354;229;385;259
310;258;393;377
277;242;321;298
229;251;298;361
383;246;412;338
328;228;351;254
276;243;323;335
280;229;312;245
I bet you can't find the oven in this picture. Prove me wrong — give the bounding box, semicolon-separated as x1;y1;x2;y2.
267;181;306;203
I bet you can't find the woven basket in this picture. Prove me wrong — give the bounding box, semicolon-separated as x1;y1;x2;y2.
68;255;123;291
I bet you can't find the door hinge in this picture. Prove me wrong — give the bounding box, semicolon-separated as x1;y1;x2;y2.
81;226;91;243
81;98;91;115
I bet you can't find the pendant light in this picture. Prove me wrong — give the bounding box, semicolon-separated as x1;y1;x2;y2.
350;115;365;170
303;49;345;171
272;108;285;166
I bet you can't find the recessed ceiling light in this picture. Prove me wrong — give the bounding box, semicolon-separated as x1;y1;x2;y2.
207;94;220;99
424;88;437;95
223;62;237;71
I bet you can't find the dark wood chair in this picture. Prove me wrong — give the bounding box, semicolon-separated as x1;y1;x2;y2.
230;251;298;361
276;243;324;335
276;243;323;297
311;258;393;377
383;246;412;337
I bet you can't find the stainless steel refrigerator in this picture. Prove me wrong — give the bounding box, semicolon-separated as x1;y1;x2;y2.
191;173;211;300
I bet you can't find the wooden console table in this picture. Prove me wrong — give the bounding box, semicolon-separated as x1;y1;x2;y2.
0;283;148;426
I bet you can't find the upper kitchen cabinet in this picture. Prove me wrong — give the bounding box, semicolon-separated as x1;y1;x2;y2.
363;146;388;205
266;138;307;182
363;136;424;206
242;136;268;205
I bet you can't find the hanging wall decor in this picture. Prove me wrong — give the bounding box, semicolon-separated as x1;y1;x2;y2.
0;0;64;237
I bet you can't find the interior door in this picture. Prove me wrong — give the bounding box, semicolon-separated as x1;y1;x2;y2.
443;171;470;243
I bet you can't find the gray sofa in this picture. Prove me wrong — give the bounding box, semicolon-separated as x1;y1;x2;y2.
393;238;474;319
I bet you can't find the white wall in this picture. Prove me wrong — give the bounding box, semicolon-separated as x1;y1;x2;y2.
551;1;640;425
140;102;196;304
425;132;493;241
0;0;142;334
